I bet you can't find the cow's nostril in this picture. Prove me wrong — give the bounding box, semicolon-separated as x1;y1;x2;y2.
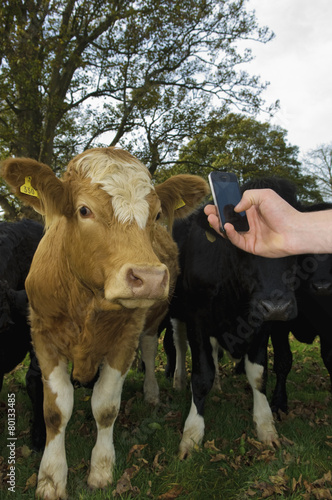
124;265;169;299
127;269;144;288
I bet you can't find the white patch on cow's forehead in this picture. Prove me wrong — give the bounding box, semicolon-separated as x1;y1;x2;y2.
75;152;153;229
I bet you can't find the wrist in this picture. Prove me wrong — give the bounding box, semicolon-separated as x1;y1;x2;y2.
287;210;332;255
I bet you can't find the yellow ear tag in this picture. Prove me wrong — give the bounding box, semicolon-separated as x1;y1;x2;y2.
20;176;39;198
175;199;186;210
205;230;216;243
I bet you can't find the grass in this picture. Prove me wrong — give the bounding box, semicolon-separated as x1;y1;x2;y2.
1;335;332;499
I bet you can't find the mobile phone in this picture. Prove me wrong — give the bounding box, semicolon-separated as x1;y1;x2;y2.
208;171;249;233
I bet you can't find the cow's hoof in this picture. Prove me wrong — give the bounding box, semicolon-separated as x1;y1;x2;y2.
257;426;280;448
178;446;191;460
178;440;200;460
173;377;186;391
144;392;160;405
263;434;281;448
87;471;112;490
36;477;67;500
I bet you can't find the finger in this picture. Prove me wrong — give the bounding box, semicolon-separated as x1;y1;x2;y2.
234;191;253;213
204;204;217;216
207;214;223;236
234;188;268;213
224;223;246;250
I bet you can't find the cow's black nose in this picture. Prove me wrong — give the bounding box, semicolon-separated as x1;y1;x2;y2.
258;299;296;321
310;280;332;295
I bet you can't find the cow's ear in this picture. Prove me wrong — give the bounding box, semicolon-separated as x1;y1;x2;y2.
1;157;70;217
155;174;210;227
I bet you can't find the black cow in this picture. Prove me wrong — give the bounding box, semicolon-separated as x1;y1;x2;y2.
0;219;45;450
270;202;332;415
170;177;299;458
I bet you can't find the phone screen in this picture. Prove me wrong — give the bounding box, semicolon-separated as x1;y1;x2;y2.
209;172;249;233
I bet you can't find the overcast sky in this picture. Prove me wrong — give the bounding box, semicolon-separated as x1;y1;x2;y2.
243;0;332;156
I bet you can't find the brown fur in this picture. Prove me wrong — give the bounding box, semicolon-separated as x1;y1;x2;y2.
1;149;209;381
1;147;209;495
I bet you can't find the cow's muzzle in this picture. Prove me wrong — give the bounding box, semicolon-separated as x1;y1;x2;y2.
250;292;297;322
126;266;169;298
105;263;169;308
309;279;332;296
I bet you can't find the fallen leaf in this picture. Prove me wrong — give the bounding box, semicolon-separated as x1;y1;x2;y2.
279;434;295;446
158;484;183;499
80;395;91;402
148;422;162;430
282;450;293;464
16;444;32;459
23;473;37;492
69;459;87;473
153;448;165;472
210;453;227;463
165;410;181;420
253;481;276;498
146;480;153;498
127;444;147;463
292;473;302;492
124;396;136;416
247;437;265;450
246;488;258;496
311;488;332;500
112;470;140;498
211;395;221;402
204;439;220;452
312;470;332;486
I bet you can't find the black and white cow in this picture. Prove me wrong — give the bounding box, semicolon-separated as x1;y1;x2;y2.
270;202;332;414
0;219;45;450
170;177;299;458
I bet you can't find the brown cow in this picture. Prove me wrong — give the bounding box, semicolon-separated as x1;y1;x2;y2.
1;147;209;500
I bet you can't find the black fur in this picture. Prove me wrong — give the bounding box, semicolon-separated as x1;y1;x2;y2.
0;219;45;450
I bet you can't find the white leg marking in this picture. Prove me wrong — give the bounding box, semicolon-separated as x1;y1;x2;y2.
179;396;205;459
88;363;126;489
140;332;160;404
210;337;222;392
36;361;74;500
171;319;188;391
245;356;279;445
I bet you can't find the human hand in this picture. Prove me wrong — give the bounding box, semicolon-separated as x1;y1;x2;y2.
204;189;302;257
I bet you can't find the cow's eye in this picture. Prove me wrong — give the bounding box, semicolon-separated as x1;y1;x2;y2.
156;211;162;221
79;206;93;218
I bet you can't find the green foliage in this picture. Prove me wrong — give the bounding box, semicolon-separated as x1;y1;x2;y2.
1;337;332;499
0;0;275;218
158;112;322;203
0;0;272;165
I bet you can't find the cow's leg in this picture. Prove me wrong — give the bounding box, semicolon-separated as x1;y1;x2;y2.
36;359;73;500
270;326;292;414
163;317;176;378
210;336;222;392
26;349;45;451
171;318;188;391
140;331;160;404
245;330;279;446
179;320;215;459
88;363;126;489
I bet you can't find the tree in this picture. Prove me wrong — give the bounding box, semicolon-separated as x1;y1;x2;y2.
0;0;276;219
160;112;322;203
301;143;332;202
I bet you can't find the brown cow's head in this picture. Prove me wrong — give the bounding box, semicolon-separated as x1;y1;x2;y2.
1;147;209;309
